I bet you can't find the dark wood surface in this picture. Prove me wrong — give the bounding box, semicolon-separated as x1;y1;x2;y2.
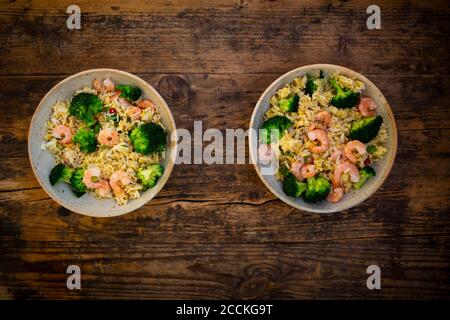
0;0;449;299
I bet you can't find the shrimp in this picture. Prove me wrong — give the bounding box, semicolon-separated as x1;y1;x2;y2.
307;129;330;153
290;159;304;181
103;78;115;93
83;166;104;189
109;171;131;198
97;128;119;147
344;140;367;164
109;89;132;108
97;180;112;198
333;161;360;186
315;111;331;127
258;144;273;164
62;148;81;167
52;125;72;144
358;97;377;117
327;187;344;203
137;99;156;112
118;97;132;108
330;147;347;164
93;79;103;92
301;164;316;178
110;90;121;102
127;106;142;121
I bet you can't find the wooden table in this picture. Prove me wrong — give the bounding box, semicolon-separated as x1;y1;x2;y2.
0;0;449;299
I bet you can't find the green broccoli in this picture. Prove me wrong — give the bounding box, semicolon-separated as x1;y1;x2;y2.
70;168;87;197
69;93;103;127
319;69;325;79
283;173;307;198
354;166;376;189
106;113;119;123
130;123;166;155
278;94;299;112
329;79;360;109
278;164;290;177
305;74;318;97
116;85;141;102
303;175;331;202
49;163;74;186
73;128;97;153
366;145;377;154
348;115;383;143
260;115;293;144
137;164;164;191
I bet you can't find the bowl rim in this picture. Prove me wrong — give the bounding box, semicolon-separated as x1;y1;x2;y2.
28;68;177;217
249;63;398;213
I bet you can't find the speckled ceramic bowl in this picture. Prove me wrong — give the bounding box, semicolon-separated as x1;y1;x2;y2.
249;64;397;213
29;69;177;217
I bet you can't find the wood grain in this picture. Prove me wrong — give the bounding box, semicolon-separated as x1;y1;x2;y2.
0;1;449;75
0;237;449;299
0;0;449;299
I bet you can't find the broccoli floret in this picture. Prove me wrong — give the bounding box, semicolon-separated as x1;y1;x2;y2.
137;164;164;191
304;71;325;96
49;163;73;185
349;115;383;143
354;166;376;189
366;145;377;154
116;85;141;102
73;128;97;153
303;175;331;202
130;123;166;155
278;164;290;177
305;74;318;97
329;79;360;109
69;93;103;127
319;69;325;79
278;94;299;112
70;168;86;197
283;173;307;198
260;115;293;144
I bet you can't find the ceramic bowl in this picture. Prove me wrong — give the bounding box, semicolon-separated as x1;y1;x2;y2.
249;64;397;213
28;69;177;217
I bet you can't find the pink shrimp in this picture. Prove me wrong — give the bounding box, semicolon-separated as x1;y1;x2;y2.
93;79;103;92
109;171;131;198
137;99;156;112
327;187;344;203
330;147;347;164
358;97;377;117
344;140;367;164
258;144;273;164
127;106;142;121
118;97;132;108
82;166;104;189
52;125;72;144
110;90;121;102
97;180;112;198
315;111;331;127
301;164;316;178
290;159;304;181
307;129;330;153
97;128;119;147
103;78;115;93
333;161;360;186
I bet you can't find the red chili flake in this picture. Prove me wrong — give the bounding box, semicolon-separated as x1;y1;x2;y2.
364;157;371;166
108;108;116;114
